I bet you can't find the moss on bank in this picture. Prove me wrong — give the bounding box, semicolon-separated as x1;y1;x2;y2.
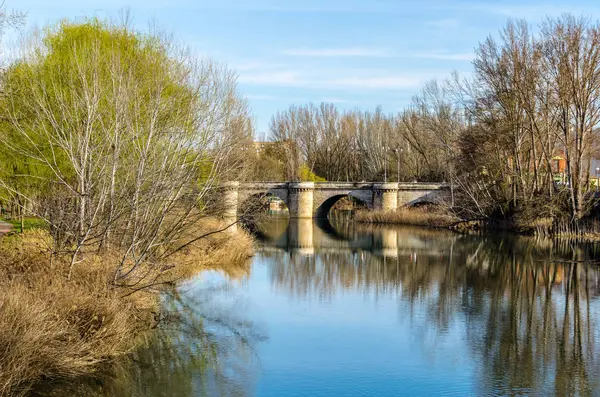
0;220;254;397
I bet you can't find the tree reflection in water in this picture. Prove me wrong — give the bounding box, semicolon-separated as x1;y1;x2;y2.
254;219;600;396
38;219;600;396
37;283;265;397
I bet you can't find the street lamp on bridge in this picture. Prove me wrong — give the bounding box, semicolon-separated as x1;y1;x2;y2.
394;148;402;183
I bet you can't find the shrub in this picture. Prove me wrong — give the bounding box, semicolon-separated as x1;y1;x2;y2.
0;232;147;396
298;165;326;182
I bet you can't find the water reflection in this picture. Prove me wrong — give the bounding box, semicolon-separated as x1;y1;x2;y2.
51;219;600;396
107;288;263;397
250;219;600;395
40;284;264;397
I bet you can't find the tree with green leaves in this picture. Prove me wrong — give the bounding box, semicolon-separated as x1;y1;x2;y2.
0;18;252;279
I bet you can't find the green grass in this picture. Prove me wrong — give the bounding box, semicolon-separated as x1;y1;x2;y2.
1;217;48;233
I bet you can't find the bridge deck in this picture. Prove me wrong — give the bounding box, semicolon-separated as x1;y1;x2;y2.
238;182;448;190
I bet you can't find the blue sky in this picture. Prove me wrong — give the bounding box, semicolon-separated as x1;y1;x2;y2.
12;0;600;135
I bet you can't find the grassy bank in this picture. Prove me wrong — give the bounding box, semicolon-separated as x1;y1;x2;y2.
166;219;255;281
355;207;458;228
0;218;48;234
0;220;253;397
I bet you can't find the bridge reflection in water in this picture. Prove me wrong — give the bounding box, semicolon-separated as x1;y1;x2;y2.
250;217;447;258
54;219;600;396
248;218;600;395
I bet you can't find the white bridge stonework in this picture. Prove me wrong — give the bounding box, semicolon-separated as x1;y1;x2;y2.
222;182;448;218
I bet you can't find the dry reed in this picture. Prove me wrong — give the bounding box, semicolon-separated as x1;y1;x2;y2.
0;218;254;396
0;231;148;397
164;219;254;281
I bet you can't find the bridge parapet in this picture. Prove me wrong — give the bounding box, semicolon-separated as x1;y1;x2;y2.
239;182;289;190
313;182;374;190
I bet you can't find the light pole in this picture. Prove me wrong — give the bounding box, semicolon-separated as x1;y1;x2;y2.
394;148;402;183
596;167;599;191
326;146;330;181
383;146;387;182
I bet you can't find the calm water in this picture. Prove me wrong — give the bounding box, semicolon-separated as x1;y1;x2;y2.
68;218;600;396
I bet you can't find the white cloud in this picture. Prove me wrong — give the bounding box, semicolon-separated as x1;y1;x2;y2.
281;47;392;58
320;97;354;104
426;18;461;29
410;52;474;61
239;71;422;90
464;2;600;19
326;76;421;89
279;47;472;61
238;71;300;86
245;94;355;104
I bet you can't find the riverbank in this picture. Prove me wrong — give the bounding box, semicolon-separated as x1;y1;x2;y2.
0;219;253;397
356;207;600;241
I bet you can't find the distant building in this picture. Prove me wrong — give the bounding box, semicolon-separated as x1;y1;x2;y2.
552;155;567;184
590;158;600;187
552;153;600;187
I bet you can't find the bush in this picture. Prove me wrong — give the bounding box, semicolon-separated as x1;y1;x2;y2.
0;220;254;396
298;165;326;182
0;232;148;396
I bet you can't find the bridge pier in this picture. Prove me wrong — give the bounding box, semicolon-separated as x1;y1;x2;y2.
221;181;240;217
373;183;398;211
288;182;314;218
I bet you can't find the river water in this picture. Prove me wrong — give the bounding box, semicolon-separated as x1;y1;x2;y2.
67;217;600;396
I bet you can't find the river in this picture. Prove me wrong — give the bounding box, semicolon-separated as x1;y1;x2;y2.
62;217;600;396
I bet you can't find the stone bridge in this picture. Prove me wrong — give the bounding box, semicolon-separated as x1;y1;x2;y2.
222;182;448;218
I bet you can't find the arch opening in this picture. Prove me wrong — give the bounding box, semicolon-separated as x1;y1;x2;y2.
406;200;438;209
315;194;368;219
239;192;289;218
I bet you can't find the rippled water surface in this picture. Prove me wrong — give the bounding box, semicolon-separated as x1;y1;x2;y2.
69;218;600;396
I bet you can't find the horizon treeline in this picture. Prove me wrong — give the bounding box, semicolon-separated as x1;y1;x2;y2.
3;12;600;239
254;14;600;223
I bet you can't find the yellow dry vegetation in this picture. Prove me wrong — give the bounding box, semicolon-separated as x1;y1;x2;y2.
0;231;145;396
0;219;254;396
164;218;254;281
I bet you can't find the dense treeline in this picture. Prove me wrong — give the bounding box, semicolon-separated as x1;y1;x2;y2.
256;15;600;226
265;100;451;183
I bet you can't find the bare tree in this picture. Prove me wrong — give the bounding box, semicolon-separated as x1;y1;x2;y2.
0;19;253;281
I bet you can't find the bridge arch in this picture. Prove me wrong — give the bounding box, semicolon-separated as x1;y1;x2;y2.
314;194;369;219
238;190;289;216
